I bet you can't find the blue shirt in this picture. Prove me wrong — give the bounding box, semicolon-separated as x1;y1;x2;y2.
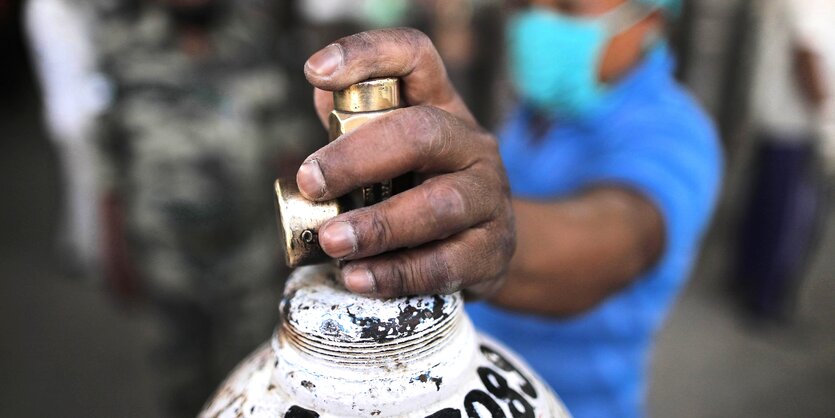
466;46;722;418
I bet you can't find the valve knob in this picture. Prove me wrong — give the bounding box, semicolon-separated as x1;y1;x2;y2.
275;78;403;267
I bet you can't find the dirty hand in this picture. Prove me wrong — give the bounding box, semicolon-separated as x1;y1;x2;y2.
298;28;514;298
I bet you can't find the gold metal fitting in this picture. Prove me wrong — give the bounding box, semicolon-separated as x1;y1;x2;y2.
329;78;402;141
333;77;401;112
274;179;345;267
275;78;403;267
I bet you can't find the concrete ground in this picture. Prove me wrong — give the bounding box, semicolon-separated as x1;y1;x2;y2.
649;219;835;417
2;85;834;418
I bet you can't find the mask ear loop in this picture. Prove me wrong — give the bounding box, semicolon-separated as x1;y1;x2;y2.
599;0;662;44
588;1;661;91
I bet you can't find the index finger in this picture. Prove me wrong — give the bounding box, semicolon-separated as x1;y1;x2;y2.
304;28;476;126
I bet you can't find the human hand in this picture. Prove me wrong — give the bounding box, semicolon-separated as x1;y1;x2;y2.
297;28;515;298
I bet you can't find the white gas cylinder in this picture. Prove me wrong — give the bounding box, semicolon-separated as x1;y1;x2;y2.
200;264;571;418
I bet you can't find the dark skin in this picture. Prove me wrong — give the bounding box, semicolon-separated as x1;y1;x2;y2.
793;46;828;110
299;0;664;317
301;29;515;298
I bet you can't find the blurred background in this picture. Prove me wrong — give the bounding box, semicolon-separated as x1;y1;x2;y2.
1;0;834;417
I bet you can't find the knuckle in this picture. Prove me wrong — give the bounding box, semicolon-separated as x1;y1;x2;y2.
418;33;437;57
423;182;467;229
488;220;516;277
470;129;501;162
417;250;452;294
408;106;450;162
338;28;433;74
407;256;431;294
433;248;461;294
481;133;501;158
366;207;395;253
472;162;511;211
467;235;502;285
386;108;423;140
377;255;410;296
409;28;431;43
457;225;510;286
399;27;433;51
494;235;514;276
475;135;504;171
486;200;515;257
377;250;451;297
342;31;375;51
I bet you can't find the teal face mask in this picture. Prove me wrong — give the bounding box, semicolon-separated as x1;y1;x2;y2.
507;2;658;118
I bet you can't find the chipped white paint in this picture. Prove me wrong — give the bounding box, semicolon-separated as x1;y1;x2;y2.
201;265;571;418
280;267;458;345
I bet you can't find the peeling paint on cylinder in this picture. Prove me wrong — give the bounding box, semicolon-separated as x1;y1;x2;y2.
200;265;571;418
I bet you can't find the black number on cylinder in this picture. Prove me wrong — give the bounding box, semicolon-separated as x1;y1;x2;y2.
464;389;506;418
477;367;534;418
285;405;320;417
480;345;538;399
425;408;463;418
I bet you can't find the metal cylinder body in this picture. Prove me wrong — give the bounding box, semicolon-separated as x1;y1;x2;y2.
201;265;571;417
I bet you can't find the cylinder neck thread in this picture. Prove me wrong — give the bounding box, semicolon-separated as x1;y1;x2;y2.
276;265;464;367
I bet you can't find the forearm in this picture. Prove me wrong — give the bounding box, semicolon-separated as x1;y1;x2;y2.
793;46;829;110
489;187;664;317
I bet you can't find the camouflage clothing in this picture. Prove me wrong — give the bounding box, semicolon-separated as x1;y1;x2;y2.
92;1;319;415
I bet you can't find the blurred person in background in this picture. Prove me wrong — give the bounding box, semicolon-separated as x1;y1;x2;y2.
463;0;722;416
738;0;835;319
25;0;111;278
298;0;721;416
82;0;316;415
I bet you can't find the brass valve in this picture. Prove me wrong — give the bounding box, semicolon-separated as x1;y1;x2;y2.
275;78;405;267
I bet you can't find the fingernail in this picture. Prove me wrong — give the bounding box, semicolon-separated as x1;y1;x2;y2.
344;267;376;294
297;160;326;199
306;44;342;77
320;221;357;258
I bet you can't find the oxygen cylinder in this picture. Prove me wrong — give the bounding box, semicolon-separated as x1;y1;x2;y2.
200;78;571;418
